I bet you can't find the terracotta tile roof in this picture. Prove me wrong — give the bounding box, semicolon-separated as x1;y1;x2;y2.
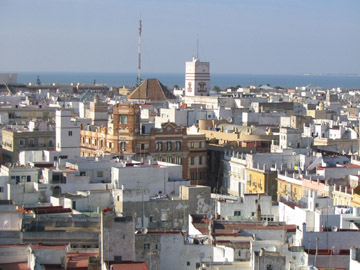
112;262;148;270
128;79;176;101
67;253;98;269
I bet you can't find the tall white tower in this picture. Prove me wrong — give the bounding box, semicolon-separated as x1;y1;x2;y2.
55;109;80;159
185;57;210;96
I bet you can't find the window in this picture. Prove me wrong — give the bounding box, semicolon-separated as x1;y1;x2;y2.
267;265;273;270
135;115;139;123
49;140;53;147
97;171;103;178
166;141;172;151
38;138;45;147
19;139;25;147
199;156;203;165
80;171;86;176
199;142;202;148
0;187;4;192
191;142;195;148
27;176;31;182
187;262;190;266
141;144;145;150
191;157;195;165
175;156;182;164
120;142;126;151
161;210;168;222
119;115;128;124
156;142;162;151
251;212;255;217
234;211;241;216
68;131;72;136
144;243;150;250
175;141;181;150
149;216;153;222
114;256;122;263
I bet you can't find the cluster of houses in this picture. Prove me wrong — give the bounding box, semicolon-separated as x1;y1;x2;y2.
1;59;360;270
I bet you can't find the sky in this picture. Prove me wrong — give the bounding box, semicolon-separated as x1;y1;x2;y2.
1;0;360;75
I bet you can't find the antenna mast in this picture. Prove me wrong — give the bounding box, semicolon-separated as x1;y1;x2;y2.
137;18;142;87
196;39;199;59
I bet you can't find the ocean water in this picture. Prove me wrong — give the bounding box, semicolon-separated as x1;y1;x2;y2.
16;72;360;89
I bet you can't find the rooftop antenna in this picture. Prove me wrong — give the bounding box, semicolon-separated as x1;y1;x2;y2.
196;39;199;59
137;17;142;87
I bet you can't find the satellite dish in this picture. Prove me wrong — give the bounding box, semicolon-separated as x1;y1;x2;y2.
331;225;338;232
227;117;233;123
262;220;268;227
141;227;148;234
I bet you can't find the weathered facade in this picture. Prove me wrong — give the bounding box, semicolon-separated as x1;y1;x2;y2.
2;128;55;163
80;104;207;183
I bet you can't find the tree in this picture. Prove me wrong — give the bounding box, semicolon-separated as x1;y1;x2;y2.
212;85;221;92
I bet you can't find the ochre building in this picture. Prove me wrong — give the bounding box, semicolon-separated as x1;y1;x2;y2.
80;104;207;184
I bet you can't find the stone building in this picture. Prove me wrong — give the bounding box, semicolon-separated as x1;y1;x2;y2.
2;122;55;164
80;103;207;184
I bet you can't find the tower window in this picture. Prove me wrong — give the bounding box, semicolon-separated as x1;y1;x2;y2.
119;115;128;124
120;142;126;151
166;141;172;151
156;142;162;151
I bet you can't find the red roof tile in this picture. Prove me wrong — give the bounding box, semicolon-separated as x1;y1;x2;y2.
112;262;148;270
67;253;98;269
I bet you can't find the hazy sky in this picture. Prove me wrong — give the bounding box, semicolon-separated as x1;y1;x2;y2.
1;0;359;74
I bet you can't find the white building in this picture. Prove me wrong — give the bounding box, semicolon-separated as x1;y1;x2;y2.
185;57;210;96
112;161;186;198
223;150;300;197
55;109;81;159
216;194;278;222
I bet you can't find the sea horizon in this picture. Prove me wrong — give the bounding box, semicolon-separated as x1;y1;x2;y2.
10;71;360;89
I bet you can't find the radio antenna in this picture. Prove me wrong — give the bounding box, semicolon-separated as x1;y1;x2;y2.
137;17;142;87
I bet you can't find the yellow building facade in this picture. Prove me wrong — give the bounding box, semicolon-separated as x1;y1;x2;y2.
245;168;277;201
276;173;303;202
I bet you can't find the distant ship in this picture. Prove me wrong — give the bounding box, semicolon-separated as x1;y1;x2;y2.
0;73;18;84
